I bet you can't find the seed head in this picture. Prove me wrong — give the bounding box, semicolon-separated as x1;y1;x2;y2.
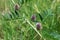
15;4;20;10
36;22;42;30
31;14;36;21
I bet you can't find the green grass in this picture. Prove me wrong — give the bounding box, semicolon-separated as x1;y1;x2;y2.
0;0;60;40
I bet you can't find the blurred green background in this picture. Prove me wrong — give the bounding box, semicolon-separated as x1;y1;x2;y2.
0;0;60;40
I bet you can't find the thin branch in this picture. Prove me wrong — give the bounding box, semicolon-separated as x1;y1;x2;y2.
25;19;46;40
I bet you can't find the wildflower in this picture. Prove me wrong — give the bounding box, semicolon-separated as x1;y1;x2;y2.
15;4;20;10
31;14;36;21
36;22;42;30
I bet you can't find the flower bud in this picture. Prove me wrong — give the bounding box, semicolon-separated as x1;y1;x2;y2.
36;22;42;30
31;14;36;21
15;4;20;10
